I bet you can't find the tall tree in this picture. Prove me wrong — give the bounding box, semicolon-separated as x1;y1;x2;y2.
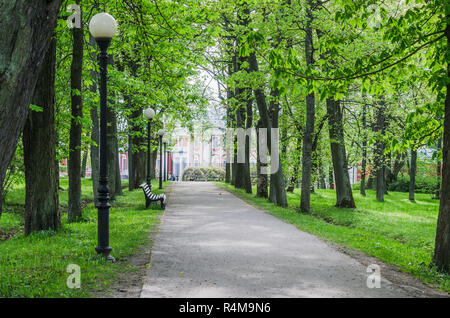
434;18;450;273
0;0;62;217
22;38;60;235
68;1;84;222
326;98;356;208
300;0;316;213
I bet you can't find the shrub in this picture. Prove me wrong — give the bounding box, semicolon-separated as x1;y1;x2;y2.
388;176;438;194
182;167;225;181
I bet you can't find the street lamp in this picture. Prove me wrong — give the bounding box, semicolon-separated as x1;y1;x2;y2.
89;12;118;261
143;108;155;189
158;129;165;189
163;136;169;181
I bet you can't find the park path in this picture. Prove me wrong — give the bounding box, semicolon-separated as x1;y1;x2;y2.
140;182;414;298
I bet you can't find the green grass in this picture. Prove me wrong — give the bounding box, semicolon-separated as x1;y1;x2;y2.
217;183;450;293
0;178;169;297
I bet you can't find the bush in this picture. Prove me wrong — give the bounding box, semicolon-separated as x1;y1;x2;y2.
388;176;438;194
182;167;225;181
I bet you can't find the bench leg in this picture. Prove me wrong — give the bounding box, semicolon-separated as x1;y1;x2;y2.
145;197;150;209
160;199;165;210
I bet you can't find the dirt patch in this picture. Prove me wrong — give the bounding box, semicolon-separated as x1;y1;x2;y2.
328;242;449;298
0;227;23;242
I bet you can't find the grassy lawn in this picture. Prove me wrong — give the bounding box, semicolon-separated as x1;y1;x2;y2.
217;182;450;293
0;178;169;297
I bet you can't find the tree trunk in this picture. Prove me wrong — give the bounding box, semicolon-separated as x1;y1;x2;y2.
0;0;62;218
106;101;117;200
256;119;268;198
327;166;334;189
89;35;99;203
22;38;60;235
326;98;356;208
375;101;386;202
68;4;84;222
433;20;450;273
409;149;417;201
248;51;287;206
115;127;123;196
81;148;88;179
360;100;368;196
128;109;146;190
300;3;315;213
268;89;288;206
435;137;442;199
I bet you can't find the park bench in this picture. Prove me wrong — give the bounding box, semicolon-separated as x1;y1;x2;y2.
140;183;166;209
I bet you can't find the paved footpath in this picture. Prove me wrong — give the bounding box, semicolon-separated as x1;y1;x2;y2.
141;182;415;298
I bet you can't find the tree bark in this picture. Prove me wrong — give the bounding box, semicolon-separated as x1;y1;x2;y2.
128;109;146;190
433;20;450;273
106;100;117;200
326;98;356;208
300;3;315;213
0;0;62;218
408;149;417;201
81;147;88;179
22;38;60;235
375;101;386;202
360;100;368;196
248;51;287;207
435;137;442;199
68;4;84;222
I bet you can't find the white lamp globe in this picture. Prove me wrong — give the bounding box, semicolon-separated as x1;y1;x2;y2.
157;129;166;136
89;13;118;39
143;108;155;120
163;136;169;144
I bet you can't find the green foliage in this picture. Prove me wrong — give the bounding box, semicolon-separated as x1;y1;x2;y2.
388;176;438;195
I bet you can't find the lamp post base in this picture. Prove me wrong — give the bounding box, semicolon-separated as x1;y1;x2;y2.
95;246;115;262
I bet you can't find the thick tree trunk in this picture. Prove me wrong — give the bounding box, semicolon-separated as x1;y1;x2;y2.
68;5;84;222
0;0;62;218
22;39;60;235
268;89;287;206
300;6;315;213
409;149;417;201
326;98;356;208
433;21;450;273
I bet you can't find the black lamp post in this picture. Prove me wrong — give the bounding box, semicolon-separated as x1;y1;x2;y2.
158;129;165;189
143;108;155;189
89;12;118;261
